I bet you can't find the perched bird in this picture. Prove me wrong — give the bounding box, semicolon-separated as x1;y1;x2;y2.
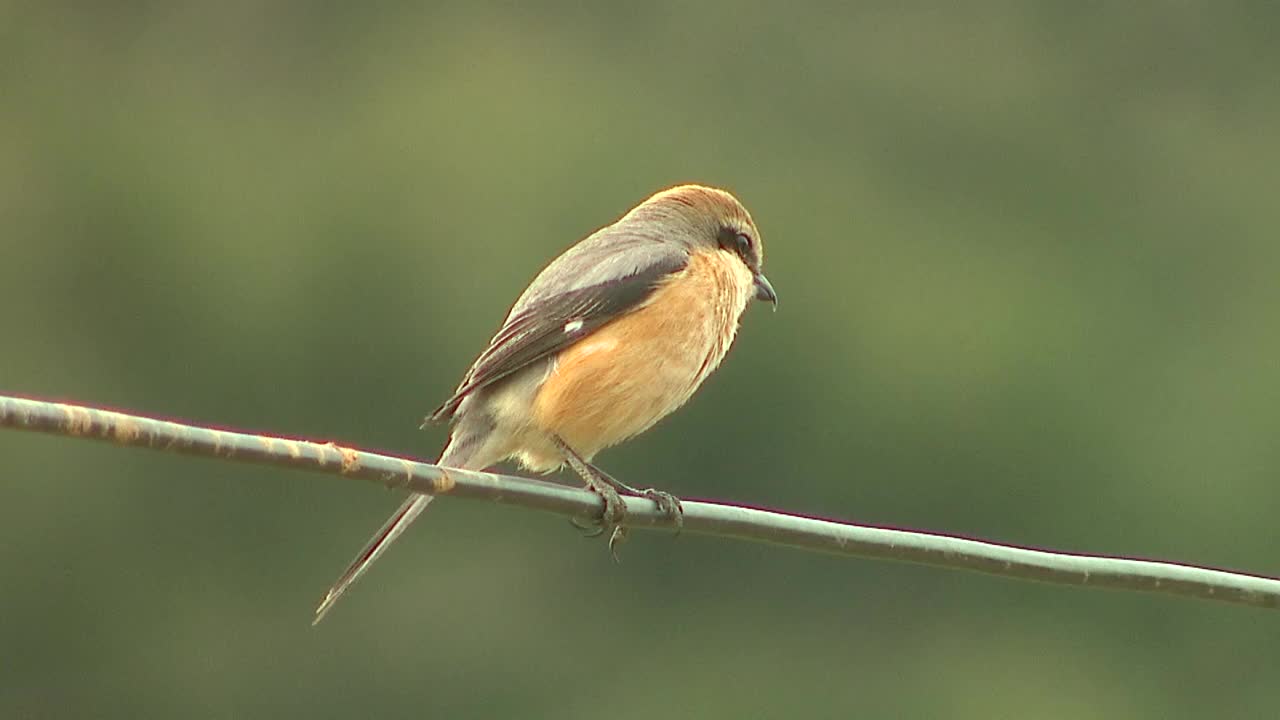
314;184;776;622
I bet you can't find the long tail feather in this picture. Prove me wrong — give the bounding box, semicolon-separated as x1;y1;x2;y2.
313;493;435;624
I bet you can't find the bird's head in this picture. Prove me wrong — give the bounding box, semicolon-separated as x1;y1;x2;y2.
625;184;777;308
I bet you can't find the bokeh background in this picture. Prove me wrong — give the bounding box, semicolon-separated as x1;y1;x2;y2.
4;2;1279;717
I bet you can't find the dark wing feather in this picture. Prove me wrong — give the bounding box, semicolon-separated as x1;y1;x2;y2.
425;251;687;424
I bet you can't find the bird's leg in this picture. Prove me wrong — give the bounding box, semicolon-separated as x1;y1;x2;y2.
554;436;628;557
584;459;684;535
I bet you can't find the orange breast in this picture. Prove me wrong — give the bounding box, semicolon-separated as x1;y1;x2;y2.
530;248;754;458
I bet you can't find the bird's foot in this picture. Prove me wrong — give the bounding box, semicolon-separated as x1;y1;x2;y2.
554;438;627;545
553;436;683;558
567;483;635;560
568;509;628;561
568;479;626;542
637;487;684;535
590;465;684;534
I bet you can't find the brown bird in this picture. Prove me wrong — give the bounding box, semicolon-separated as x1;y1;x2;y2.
315;184;776;622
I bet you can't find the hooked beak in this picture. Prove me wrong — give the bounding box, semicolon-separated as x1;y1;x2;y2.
753;273;778;310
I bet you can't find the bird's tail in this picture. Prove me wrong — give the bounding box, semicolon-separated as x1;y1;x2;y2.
313;492;434;624
313;426;488;623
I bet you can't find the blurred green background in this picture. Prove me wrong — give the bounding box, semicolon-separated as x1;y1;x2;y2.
3;2;1279;717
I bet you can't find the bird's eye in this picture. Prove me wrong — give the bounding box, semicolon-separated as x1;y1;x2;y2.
717;226;755;262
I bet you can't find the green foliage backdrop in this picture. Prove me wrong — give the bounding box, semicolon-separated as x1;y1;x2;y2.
3;3;1278;717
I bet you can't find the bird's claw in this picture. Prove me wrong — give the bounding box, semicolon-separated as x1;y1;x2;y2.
639;488;684;534
569;516;605;537
573;480;627;545
598;481;626;528
608;525;629;561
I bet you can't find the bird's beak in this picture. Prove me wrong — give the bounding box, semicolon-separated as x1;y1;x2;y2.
754;273;778;310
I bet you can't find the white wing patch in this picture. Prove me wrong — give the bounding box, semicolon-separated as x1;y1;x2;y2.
563;318;585;335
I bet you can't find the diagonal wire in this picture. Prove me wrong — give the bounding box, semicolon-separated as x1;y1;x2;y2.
2;394;1277;611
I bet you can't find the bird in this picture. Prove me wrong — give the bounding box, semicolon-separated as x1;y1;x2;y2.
314;183;777;622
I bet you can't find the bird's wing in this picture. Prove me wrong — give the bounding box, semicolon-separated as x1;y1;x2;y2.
425;237;688;424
